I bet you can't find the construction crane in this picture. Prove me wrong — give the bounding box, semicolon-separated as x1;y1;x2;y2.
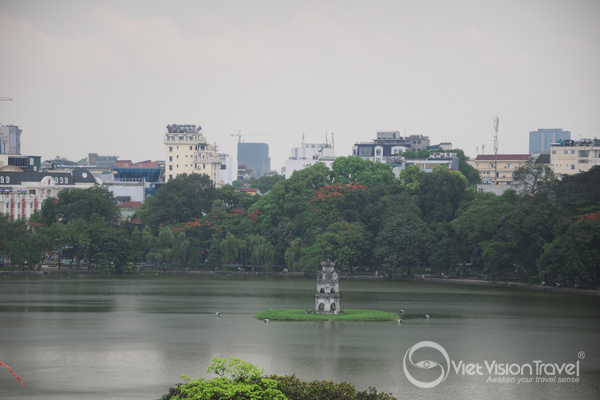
0;97;13;101
231;131;271;143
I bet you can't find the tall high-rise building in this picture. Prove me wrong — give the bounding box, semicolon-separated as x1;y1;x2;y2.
237;142;270;178
163;124;221;184
529;129;571;155
0;124;22;155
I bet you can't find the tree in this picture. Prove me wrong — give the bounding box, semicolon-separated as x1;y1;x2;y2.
220;232;240;265
39;186;120;226
375;214;430;277
285;238;304;272
419;166;474;224
251;175;285;194
330;156;396;188
140;173;217;227
512;158;557;196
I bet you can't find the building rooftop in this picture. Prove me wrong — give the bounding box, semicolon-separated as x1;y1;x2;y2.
474;154;531;161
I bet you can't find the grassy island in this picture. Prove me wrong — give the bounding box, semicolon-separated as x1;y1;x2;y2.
255;309;399;322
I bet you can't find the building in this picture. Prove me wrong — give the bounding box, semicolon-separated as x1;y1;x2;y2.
285;136;337;179
529;129;571;155
163;124;221;184
550;138;600;175
237;142;270;179
405;153;459;172
112;159;165;198
0;124;22;155
314;261;341;314
219;154;234;185
0;166;99;220
352;131;430;163
468;154;531;186
88;153;119;169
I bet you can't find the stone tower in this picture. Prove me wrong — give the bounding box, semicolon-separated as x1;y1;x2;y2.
314;261;341;314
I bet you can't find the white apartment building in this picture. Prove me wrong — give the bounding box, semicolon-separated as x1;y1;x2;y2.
550;139;600;175
285;136;336;179
163;124;222;184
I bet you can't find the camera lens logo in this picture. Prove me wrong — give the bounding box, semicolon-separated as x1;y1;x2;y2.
403;341;450;389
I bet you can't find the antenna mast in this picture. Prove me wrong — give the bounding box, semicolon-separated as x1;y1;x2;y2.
493;116;499;183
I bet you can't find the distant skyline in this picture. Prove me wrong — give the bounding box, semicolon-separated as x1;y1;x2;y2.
1;0;599;172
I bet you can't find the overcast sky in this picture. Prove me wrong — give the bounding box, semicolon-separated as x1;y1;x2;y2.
1;0;599;172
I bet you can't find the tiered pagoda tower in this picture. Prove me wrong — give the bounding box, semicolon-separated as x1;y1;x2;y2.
314;261;341;314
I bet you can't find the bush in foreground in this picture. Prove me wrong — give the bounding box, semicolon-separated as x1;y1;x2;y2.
159;357;396;400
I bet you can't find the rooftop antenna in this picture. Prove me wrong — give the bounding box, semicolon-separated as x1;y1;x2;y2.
302;132;305;146
482;144;485;155
325;132;328;146
476;145;479;155
331;132;334;149
493;116;499;183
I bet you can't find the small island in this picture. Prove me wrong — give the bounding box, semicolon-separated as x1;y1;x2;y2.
256;261;400;322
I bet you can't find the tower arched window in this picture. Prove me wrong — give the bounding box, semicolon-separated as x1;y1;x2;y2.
331;303;336;311
318;303;324;311
320;288;325;293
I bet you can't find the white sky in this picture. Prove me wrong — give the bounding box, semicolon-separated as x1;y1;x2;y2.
1;0;599;172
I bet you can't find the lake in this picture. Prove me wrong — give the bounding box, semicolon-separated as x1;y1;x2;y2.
1;273;599;399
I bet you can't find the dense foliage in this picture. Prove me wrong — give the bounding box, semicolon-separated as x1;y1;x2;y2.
159;357;396;400
2;157;599;286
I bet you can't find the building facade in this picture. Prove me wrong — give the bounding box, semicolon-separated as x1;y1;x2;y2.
0;124;22;155
163;124;221;184
285;138;336;179
314;261;341;314
352;131;430;163
467;154;531;185
237;142;270;179
529;129;571;155
550;138;600;175
0;166;99;220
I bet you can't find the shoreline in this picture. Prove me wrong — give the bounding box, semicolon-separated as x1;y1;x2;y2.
2;268;599;297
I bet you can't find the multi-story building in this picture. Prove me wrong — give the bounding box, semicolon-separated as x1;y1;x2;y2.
88;153;119;169
550;138;600;175
0;124;22;155
467;154;531;185
529;129;570;155
163;124;221;184
219;153;234;185
237;142;270;179
0;166;98;220
352;131;430;162
285;136;337;178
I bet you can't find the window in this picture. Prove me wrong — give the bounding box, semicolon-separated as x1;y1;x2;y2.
330;288;335;293
177;155;179;159
60;177;64;184
47;189;51;195
169;156;172;161
375;149;381;155
571;164;575;170
65;177;68;184
571;150;575;154
6;177;9;183
176;164;179;168
330;303;336;311
169;147;173;152
190;146;193;150
507;164;511;168
318;303;324;311
564;150;568;154
552;150;556;154
320;288;325;293
169;165;173;171
0;176;3;183
169;174;173;180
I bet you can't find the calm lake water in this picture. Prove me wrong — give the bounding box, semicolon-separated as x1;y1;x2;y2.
1;274;599;400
